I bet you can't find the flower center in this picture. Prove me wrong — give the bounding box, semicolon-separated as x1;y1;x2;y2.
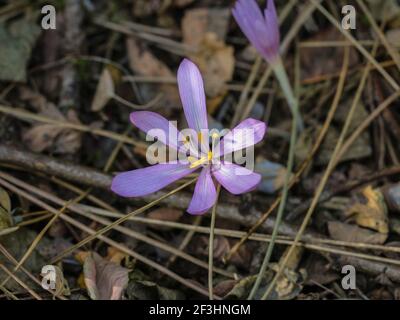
188;151;212;169
186;132;220;169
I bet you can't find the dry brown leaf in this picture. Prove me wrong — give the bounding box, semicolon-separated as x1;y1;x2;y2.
0;187;12;231
182;8;234;99
207;93;226;115
305;255;339;285
189;33;234;98
193;235;229;261
386;29;400;47
19;87;82;154
273;246;306;300
126;37;180;109
182;8;230;47
147;208;183;222
213;279;239;297
83;252;129;300
91;68;115;112
328;221;387;244
0;186;11;213
106;247;128;265
346;186;389;234
300;27;358;80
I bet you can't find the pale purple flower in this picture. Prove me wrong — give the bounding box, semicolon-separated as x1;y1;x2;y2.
111;59;266;215
233;0;280;65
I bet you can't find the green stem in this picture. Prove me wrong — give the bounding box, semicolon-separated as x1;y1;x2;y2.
248;59;300;300
273;58;304;132
208;184;221;300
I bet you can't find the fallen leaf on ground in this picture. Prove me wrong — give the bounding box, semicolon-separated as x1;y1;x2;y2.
147;208;183;222
106;247;129;265
127;269;184;300
304;255;339;285
182;8;234;99
0;16;41;82
0;228;46;291
83;252;130;300
126;37;180;111
328;221;387;244
182;8;230;47
386;29;400;47
91;68;116;111
19;87;82;154
191;33;234;99
0;187;13;231
213;279;239;297
300;27;358;81
346;186;389;234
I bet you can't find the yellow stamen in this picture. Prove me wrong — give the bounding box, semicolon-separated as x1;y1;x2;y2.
188;152;213;169
211;132;219;140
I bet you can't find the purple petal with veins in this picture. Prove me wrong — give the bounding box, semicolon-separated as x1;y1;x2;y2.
187;167;217;215
220;118;266;156
111;162;196;197
111;59;267;215
130;111;180;150
177;59;208;132
232;0;280;65
213;162;261;195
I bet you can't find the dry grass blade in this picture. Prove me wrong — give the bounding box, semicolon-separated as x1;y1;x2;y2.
0;244;67;300
0;172;233;278
310;0;400;91
261;43;378;300
225;45;351;262
0;177;217;298
356;0;400;72
49;177;198;264
0;105;146;149
0;264;42;300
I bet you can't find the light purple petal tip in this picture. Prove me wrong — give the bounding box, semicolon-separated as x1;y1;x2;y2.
264;0;280;53
213;162;261;195
220;118;267;156
187;167;217;215
177;59;208;132
111;162;195;197
232;0;280;64
130;111;180;150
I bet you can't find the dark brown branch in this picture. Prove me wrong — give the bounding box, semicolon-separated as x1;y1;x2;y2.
0;143;320;239
2;143;400;282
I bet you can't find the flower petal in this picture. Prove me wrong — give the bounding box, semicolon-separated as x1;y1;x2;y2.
264;0;280;55
130;111;180;150
177;59;208;132
213;162;261;195
232;0;280;64
111;163;195;197
219;118;266;156
233;0;267;56
187;167;217;215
